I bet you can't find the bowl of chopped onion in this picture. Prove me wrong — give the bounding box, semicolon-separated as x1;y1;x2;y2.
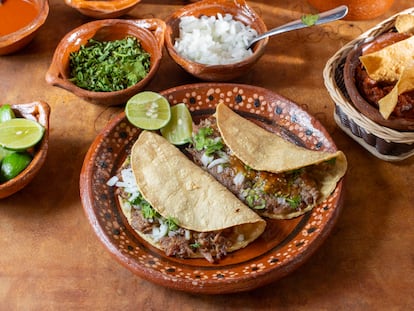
45;19;165;106
164;0;268;81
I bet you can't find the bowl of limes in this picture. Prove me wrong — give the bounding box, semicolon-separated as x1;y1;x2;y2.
0;101;50;199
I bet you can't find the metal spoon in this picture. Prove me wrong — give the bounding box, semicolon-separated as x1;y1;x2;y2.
248;5;348;48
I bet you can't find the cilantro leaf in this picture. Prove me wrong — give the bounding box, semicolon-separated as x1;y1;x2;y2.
301;13;319;26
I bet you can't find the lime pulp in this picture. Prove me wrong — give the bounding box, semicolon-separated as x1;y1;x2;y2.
0;118;45;151
125;91;171;130
161;103;193;145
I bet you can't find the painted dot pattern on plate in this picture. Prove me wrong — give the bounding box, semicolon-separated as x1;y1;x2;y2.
81;83;344;294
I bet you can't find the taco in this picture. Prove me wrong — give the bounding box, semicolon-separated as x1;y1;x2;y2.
187;103;347;219
114;130;266;263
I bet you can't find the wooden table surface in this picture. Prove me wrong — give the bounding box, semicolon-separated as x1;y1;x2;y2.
1;0;413;309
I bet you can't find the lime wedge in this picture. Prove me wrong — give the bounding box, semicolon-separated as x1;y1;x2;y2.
161;103;193;145
125;91;171;130
0;152;32;182
0;105;15;123
0;118;45;150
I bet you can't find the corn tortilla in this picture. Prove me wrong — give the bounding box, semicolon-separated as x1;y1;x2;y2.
215;103;347;211
129;130;266;253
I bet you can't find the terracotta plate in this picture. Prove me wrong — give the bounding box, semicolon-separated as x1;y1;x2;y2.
80;83;344;294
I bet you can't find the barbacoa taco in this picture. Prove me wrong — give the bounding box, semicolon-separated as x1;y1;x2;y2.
187;103;347;219
114;130;266;263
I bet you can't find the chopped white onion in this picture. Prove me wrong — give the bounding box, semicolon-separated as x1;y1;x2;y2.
207;157;229;169
152;221;168;241
201;152;214;167
174;13;257;65
106;175;119;186
233;172;245;186
185;229;191;240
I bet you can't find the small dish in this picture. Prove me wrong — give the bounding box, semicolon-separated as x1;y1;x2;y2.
80;83;345;294
324;7;414;161
0;101;50;199
45;18;165;106
164;0;268;81
0;0;49;55
343;32;414;131
64;0;141;19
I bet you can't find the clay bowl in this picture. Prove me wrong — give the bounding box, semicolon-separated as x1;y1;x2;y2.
164;0;268;81
64;0;141;19
344;32;414;131
0;0;49;55
45;19;165;106
0;101;50;199
307;0;395;21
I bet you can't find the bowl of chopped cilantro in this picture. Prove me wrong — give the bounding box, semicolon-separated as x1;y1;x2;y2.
45;19;165;106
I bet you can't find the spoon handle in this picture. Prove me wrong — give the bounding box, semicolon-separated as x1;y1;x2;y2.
249;5;348;47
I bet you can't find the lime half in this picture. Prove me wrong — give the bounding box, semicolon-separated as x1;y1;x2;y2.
0;105;15;123
125;91;171;130
0;118;45;150
161;103;193;145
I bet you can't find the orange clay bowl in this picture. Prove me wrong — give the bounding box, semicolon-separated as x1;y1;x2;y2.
45;19;165;106
164;0;268;81
0;101;50;199
0;0;49;55
343;32;414;131
307;0;394;21
64;0;141;19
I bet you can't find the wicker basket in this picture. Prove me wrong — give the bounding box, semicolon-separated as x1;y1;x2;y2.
324;7;414;161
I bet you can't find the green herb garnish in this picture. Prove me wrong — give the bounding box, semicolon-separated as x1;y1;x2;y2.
69;36;150;92
190;242;201;249
165;217;179;232
193;126;224;156
301;13;319;26
286;195;302;209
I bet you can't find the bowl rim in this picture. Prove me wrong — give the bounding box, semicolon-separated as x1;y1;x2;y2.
0;0;49;45
65;0;141;12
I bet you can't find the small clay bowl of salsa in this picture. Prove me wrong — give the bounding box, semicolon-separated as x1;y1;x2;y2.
45;19;165;106
164;0;268;81
344;32;414;131
0;0;49;55
64;0;142;19
0;101;50;199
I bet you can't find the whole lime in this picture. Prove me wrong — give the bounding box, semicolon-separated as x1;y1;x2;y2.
0;152;32;182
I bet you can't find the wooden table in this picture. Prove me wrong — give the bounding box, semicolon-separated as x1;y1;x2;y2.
1;0;413;309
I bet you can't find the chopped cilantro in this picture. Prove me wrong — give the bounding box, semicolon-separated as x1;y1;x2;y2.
141;203;159;220
286;195;302;209
165;217;179;231
69;36;150;92
301;13;319;26
190;242;201;249
193;126;224;156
